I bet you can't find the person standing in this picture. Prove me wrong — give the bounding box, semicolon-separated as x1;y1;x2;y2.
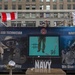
37;36;46;53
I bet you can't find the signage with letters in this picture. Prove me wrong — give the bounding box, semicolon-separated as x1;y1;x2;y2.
35;60;51;69
0;27;75;71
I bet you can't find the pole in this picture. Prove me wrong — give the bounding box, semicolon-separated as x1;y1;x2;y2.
9;67;13;75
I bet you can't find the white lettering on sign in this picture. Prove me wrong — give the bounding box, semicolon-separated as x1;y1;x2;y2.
35;60;51;69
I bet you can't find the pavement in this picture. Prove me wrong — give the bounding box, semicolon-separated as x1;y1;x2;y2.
0;70;75;75
0;73;75;75
0;72;75;75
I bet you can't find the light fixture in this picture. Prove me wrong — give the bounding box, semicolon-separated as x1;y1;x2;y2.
8;60;16;67
6;60;16;75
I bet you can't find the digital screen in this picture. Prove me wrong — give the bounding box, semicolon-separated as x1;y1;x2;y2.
28;35;60;57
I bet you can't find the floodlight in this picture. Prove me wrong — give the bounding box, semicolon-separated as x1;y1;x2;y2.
8;60;16;67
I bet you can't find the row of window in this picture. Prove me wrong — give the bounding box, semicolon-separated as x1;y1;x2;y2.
10;20;72;27
53;4;75;9
0;4;75;10
0;0;36;2
11;21;51;27
40;0;75;2
17;12;70;19
11;21;36;27
0;0;75;2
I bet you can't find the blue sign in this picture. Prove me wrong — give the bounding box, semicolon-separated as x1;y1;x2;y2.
0;27;75;71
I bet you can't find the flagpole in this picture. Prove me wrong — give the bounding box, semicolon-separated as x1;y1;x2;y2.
72;12;75;26
15;11;18;27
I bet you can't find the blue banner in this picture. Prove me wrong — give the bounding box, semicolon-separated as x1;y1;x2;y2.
0;27;75;71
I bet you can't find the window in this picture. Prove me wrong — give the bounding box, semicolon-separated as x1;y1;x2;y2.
40;13;44;18
40;21;45;26
18;5;22;10
40;0;43;2
46;5;50;10
46;0;50;2
31;13;36;18
52;0;57;2
59;4;63;9
36;13;40;18
4;0;8;1
73;0;75;2
4;5;8;10
59;0;63;2
0;0;2;2
54;21;64;27
18;12;22;18
26;0;30;2
53;4;57;9
17;21;22;27
11;21;16;27
45;21;50;27
64;13;68;18
25;21;36;27
67;4;71;9
46;13;50;18
0;5;1;9
73;4;75;9
12;4;16;9
40;21;50;27
32;5;36;10
21;13;25;18
32;0;36;2
22;22;26;27
67;0;71;2
54;13;58;18
60;13;64;18
40;5;44;10
50;13;54;18
25;13;30;18
18;0;22;1
26;5;30;10
12;0;16;1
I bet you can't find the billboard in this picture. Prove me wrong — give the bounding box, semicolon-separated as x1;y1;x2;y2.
0;27;75;71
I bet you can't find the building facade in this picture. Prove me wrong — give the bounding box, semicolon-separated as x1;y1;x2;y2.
0;0;75;27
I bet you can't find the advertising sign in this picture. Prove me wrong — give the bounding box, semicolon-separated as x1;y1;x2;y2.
0;27;75;71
